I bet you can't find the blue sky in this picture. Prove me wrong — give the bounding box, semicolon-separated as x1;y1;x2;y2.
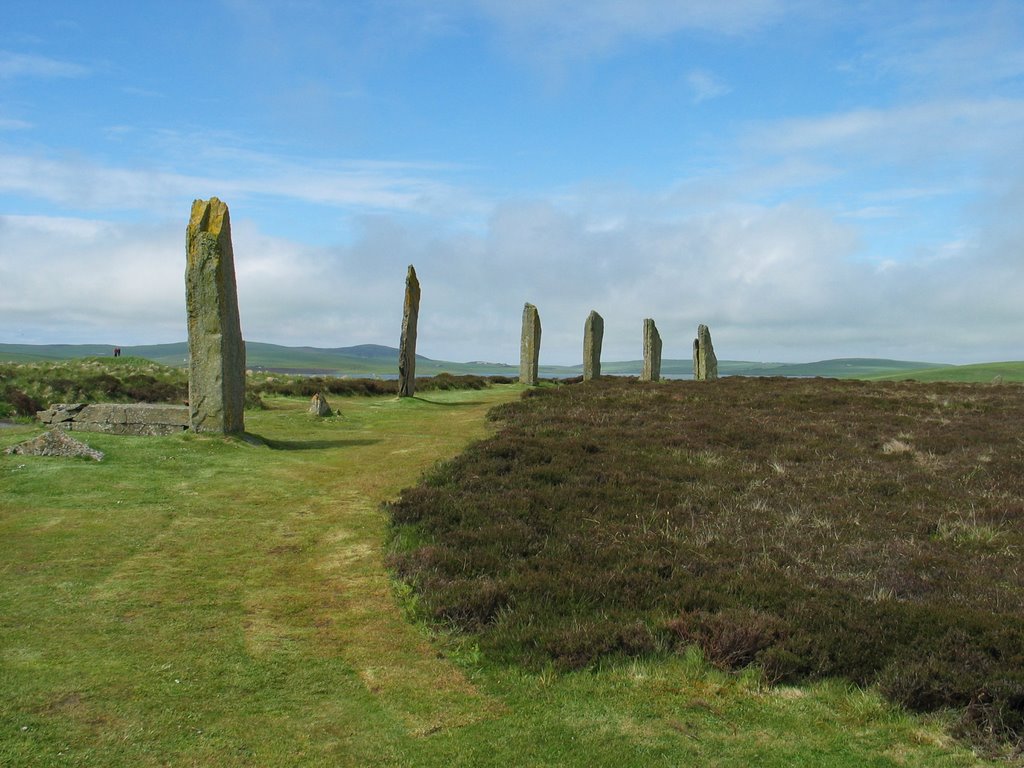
2;1;1023;365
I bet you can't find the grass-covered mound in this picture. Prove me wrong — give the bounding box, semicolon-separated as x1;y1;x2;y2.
0;357;514;418
388;376;1024;753
0;357;188;417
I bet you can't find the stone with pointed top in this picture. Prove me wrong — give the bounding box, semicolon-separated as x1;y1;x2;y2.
186;197;246;433
309;392;332;417
693;324;718;381
641;318;662;382
398;265;421;398
5;429;104;461
519;303;542;386
583;310;604;381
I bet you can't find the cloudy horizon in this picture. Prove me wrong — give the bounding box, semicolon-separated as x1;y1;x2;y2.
2;1;1022;366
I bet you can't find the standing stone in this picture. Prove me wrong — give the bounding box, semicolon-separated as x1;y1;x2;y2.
186;197;246;434
398;265;421;398
519;303;542;386
583;310;604;381
693;324;718;381
309;392;332;417
641;318;662;382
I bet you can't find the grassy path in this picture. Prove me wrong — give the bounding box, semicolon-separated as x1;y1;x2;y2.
1;389;515;766
0;387;993;766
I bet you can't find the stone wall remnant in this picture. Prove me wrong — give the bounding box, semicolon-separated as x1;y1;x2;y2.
519;302;542;386
186;197;246;433
693;324;718;381
583;310;604;381
641;318;662;382
37;403;189;436
398;264;421;398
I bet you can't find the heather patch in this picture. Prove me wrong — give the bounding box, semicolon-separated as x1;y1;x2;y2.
388;376;1024;753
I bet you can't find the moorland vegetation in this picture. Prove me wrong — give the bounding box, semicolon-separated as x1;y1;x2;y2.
0;357;512;418
1;357;1020;764
388;376;1024;757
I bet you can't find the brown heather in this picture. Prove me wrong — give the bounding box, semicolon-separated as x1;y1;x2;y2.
387;376;1024;754
254;372;514;399
0;358;513;418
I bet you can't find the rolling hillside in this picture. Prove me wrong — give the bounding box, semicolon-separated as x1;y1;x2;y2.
541;357;953;379
866;360;1024;383
0;341;515;376
1;342;959;379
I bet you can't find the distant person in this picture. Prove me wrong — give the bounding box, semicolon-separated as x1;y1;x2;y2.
113;347;121;357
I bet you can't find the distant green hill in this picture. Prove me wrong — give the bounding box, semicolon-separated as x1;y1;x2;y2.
0;343;137;363
2;343;957;380
0;341;518;376
540;357;952;379
728;358;954;378
866;361;1024;383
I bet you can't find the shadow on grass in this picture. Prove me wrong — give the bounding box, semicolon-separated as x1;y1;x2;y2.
258;437;381;451
407;396;488;407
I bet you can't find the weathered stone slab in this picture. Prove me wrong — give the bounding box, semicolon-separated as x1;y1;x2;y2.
122;404;190;426
519;302;542;386
641;318;662;382
5;429;104;461
45;402;190;436
186;197;246;434
67;421;183;437
583;310;604;381
310;392;332;416
398;264;421;398
78;404;188;434
80;404;129;424
693;324;718;381
37;403;86;424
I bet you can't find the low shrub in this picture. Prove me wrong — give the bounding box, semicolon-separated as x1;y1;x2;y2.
2;386;43;416
667;608;788;672
0;358;188;408
251;373;512;398
2;359;506;413
387;376;1024;752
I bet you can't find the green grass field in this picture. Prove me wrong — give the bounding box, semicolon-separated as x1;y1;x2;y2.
867;361;1024;383
0;386;998;766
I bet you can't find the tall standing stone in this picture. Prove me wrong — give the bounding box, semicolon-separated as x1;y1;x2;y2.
398;264;421;398
641;318;662;382
519;302;542;386
693;323;718;381
583;310;604;381
186;197;245;434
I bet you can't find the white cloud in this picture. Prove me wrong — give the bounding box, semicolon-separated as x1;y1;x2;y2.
0;215;183;344
472;0;785;58
0;117;32;130
0;149;482;220
395;196;1022;365
0;51;88;79
0;154;209;214
3;178;1021;364
854;3;1024;94
756;99;1024;159
686;69;731;103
